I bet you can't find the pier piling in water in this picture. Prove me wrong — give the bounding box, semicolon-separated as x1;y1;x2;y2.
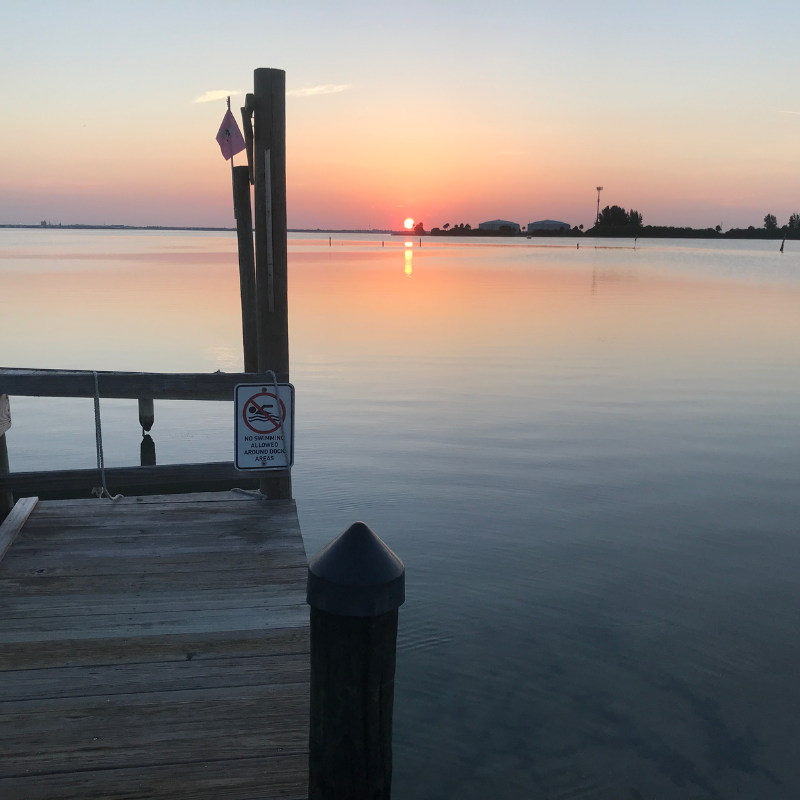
232;165;258;372
252;67;291;501
306;522;404;800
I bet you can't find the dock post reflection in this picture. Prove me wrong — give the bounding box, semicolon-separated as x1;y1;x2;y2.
140;434;156;467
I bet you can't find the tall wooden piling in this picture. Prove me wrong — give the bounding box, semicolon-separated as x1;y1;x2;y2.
306;522;405;800
253;67;291;500
233;165;258;372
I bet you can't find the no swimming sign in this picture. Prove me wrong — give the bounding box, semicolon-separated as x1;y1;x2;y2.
234;383;295;470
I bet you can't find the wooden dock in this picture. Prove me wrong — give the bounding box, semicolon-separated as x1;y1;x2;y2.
0;491;309;800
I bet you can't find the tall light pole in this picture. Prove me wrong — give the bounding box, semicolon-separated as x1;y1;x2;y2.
596;187;603;224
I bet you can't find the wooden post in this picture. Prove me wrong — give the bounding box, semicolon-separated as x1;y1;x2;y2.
0;395;12;519
253;67;291;500
138;398;154;432
233;165;258;372
241;95;255;185
0;435;12;520
306;522;405;800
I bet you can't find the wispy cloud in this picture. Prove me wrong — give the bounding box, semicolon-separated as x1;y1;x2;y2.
777;110;800;115
193;89;241;104
286;84;351;97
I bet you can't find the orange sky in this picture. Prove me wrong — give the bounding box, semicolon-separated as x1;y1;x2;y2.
1;3;799;230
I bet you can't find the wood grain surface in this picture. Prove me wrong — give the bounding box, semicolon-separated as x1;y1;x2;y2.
0;491;310;800
1;462;288;499
0;368;289;401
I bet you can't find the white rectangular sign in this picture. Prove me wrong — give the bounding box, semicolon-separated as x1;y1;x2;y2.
234;382;294;471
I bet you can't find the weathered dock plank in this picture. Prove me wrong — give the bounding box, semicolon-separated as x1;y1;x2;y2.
0;462;288;500
0;491;309;800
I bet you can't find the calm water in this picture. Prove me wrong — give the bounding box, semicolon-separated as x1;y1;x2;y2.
2;230;800;798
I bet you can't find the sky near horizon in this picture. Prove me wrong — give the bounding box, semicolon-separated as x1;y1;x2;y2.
1;1;799;230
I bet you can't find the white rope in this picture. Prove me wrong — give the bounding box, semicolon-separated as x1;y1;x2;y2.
264;369;289;467
91;371;123;501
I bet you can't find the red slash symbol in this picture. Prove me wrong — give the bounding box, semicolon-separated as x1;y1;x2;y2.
242;392;286;435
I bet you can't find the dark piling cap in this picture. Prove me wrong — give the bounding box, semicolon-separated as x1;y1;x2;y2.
307;522;405;617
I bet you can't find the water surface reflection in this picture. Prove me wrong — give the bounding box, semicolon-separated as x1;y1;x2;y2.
2;231;800;798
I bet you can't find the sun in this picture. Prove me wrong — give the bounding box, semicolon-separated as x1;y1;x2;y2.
404;218;414;230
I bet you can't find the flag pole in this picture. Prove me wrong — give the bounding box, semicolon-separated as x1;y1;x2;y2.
228;96;236;219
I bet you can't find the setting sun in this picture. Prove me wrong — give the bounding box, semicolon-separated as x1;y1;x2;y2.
404;218;414;230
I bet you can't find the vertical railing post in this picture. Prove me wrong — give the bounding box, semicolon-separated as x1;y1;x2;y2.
137;398;156;467
0;394;13;519
306;522;405;800
253;67;291;500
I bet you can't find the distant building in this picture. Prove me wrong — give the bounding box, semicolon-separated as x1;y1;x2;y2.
527;219;571;232
478;219;521;233
40;220;47;227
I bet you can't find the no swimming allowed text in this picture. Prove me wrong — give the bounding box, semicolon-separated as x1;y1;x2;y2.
234;383;295;470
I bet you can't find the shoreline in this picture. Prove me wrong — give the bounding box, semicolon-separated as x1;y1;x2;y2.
1;223;796;242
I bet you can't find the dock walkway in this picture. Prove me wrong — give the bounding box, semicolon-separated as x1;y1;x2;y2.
0;491;309;800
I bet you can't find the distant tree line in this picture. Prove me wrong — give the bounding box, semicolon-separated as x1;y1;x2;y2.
431;222;520;237
428;208;800;239
764;212;800;232
587;206;800;239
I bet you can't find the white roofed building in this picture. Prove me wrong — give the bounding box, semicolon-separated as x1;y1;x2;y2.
478;219;521;233
527;219;571;232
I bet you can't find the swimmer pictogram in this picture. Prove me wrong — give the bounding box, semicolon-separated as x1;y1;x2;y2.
242;391;287;435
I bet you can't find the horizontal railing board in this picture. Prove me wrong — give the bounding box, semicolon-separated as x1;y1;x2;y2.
1;462;287;497
0;368;289;401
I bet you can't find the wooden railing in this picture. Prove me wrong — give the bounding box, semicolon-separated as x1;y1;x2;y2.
0;368;289;503
0;367;288;400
